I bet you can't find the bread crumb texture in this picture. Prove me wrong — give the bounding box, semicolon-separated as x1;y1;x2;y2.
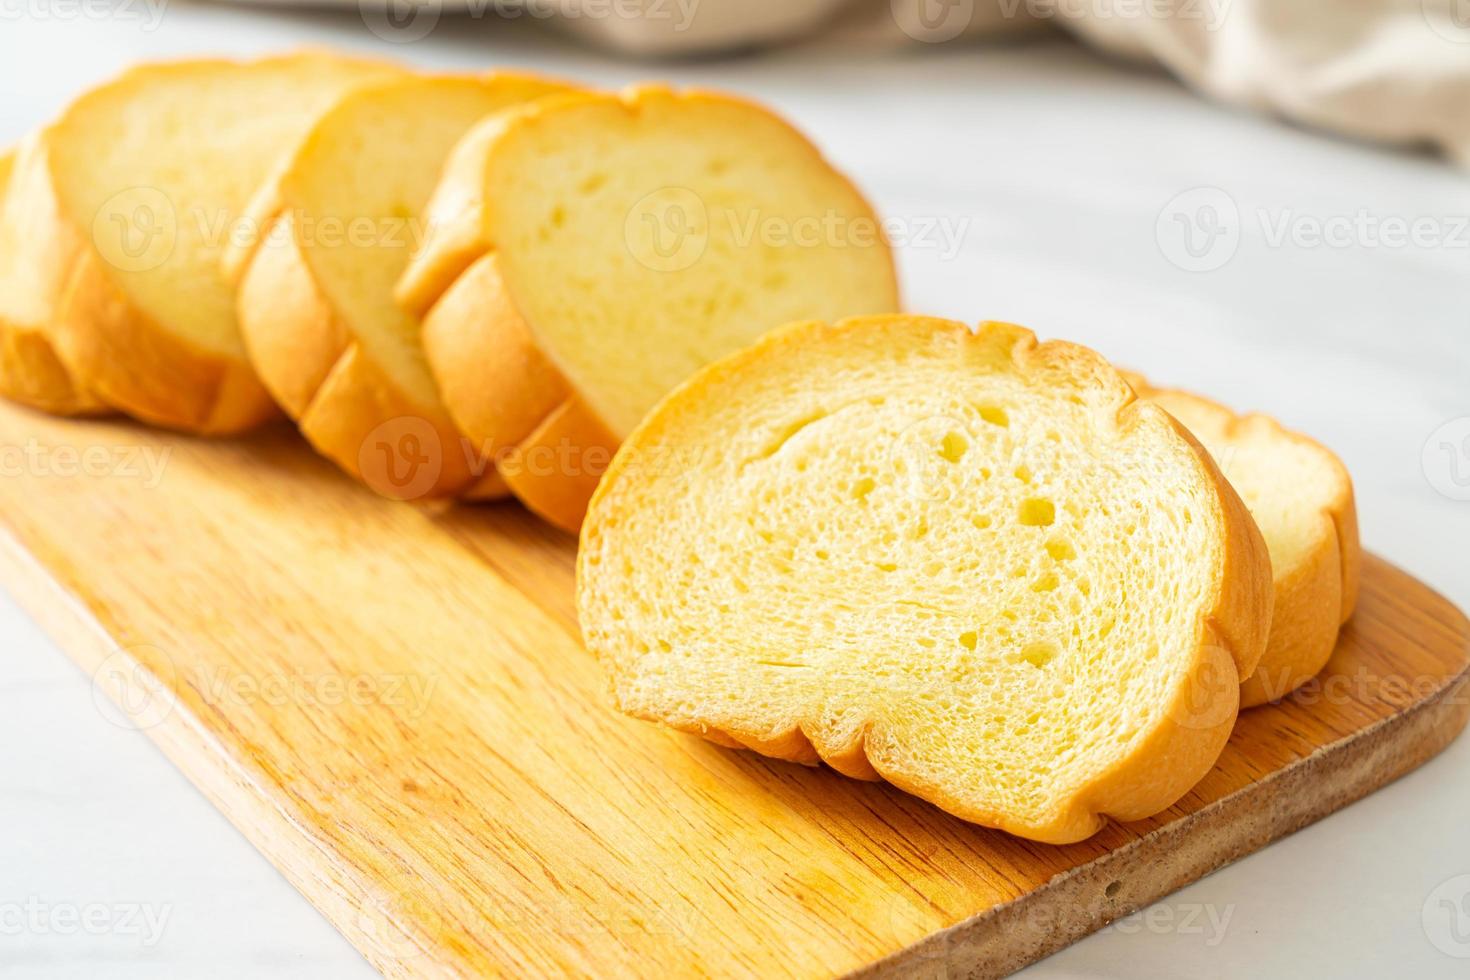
578;316;1271;843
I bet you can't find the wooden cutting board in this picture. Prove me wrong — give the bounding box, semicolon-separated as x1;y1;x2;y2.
2;402;1467;979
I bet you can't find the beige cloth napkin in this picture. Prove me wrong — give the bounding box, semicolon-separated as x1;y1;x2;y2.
552;0;1470;166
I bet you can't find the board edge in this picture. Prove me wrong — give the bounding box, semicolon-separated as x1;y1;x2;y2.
853;577;1470;979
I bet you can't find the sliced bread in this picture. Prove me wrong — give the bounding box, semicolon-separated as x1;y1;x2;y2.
0;137;109;416
577;316;1272;843
1131;379;1359;707
397;85;900;529
228;73;574;500
9;52;401;434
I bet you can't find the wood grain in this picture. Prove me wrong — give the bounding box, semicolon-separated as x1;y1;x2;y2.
0;402;1466;979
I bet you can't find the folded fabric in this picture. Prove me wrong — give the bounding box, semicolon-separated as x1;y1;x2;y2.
546;0;1470;167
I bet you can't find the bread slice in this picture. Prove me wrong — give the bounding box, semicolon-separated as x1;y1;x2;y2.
0;136;110;416
1130;378;1359;707
577;316;1272;843
8;52;401;434
228;73;574;500
397;85;900;529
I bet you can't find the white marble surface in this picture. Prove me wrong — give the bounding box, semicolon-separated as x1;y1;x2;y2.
2;9;1468;979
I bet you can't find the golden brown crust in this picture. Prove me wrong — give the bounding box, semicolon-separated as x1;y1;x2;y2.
499;398;617;533
1131;380;1360;707
14;75;277;434
419;253;569;453
403;84;900;532
52;243;279;434
421;253;613;524
236;211;493;500
0;323;110;416
232;211;347;418
14;53;405;435
233;74;575;499
580;316;1274;843
0;141;109;417
302;344;491;502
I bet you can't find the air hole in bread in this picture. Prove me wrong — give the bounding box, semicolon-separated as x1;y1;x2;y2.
958;630;978;650
1019;497;1055;526
1019;641;1059;669
939;431;969;463
1014;464;1033;484
852;476;877;500
757;410;830;461
978;405;1009;427
1031;571;1060;593
1045;535;1076;561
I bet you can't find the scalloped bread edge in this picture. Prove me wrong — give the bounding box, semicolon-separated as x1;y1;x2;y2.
1128;375;1360;708
0;139;110;416
397;85;898;532
227;74;574;500
577;317;1274;843
20;53;402;435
